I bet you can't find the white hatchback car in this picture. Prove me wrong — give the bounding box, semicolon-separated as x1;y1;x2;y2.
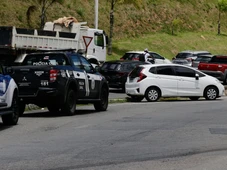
125;64;225;102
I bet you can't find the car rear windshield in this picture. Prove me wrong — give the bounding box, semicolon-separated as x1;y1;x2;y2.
173;60;189;64
122;53;141;60
101;62;144;72
129;66;144;78
175;53;193;59
100;63;121;71
209;56;227;63
22;54;69;66
194;56;212;62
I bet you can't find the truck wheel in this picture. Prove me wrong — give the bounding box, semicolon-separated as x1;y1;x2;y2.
94;87;108;111
204;86;218;100
2;92;20;125
62;89;76;115
19;102;26;116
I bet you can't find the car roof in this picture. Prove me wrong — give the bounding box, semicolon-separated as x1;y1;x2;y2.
138;63;196;69
178;50;210;54
103;60;147;64
125;51;158;54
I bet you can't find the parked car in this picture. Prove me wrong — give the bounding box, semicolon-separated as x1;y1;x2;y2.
174;50;211;66
120;51;172;64
172;58;191;66
0;64;20;125
99;60;148;91
191;54;213;68
125;64;225;102
198;55;227;84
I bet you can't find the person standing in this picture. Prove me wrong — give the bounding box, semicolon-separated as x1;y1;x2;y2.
143;48;151;62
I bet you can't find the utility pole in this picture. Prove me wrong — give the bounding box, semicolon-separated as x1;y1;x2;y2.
95;0;98;29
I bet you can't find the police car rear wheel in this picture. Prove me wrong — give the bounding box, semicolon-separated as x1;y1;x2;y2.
62;89;76;115
2;92;20;125
94;87;108;111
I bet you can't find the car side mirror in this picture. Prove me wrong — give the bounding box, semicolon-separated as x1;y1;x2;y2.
195;73;199;80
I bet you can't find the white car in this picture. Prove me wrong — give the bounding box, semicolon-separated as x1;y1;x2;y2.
0;65;20;125
125;64;225;102
120;51;172;64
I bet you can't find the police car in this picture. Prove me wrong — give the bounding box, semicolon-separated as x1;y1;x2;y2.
0;64;19;125
8;51;109;116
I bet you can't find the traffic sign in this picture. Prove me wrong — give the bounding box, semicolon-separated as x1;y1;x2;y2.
83;36;93;48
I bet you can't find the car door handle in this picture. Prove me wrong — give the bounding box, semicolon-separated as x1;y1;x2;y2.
87;75;90;78
77;73;80;77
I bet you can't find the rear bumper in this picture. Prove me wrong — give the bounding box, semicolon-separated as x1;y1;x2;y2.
200;70;224;81
19;87;58;97
18;87;63;106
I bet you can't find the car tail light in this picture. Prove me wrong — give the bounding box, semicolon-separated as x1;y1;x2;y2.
137;72;147;82
120;58;124;60
50;69;58;82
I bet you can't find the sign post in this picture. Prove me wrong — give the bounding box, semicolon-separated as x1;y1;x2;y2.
82;36;93;58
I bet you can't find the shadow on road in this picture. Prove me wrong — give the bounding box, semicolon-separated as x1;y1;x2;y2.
21;109;99;118
0;123;14;131
109;88;125;93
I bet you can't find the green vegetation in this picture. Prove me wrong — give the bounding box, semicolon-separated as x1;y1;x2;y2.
1;0;227;61
111;32;227;60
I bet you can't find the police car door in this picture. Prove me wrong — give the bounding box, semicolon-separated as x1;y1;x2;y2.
71;54;88;98
80;56;100;99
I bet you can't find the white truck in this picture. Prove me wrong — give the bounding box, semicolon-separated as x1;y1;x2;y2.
0;21;108;65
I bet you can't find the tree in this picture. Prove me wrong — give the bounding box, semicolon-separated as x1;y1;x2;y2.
107;0;143;55
217;0;227;35
27;0;64;29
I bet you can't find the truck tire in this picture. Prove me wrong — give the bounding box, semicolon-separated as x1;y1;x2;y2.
94;87;108;111
62;89;76;115
1;92;19;125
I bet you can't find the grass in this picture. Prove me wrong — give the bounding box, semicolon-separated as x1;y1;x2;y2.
109;32;227;61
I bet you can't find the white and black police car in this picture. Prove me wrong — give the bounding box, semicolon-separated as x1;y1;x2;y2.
0;64;19;125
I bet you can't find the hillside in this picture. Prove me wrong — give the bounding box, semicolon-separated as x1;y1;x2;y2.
1;0;227;59
0;0;226;38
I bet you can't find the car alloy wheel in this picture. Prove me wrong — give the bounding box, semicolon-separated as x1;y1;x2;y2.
204;86;218;100
145;87;160;102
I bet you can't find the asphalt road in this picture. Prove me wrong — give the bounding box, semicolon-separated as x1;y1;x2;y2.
1;96;227;170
